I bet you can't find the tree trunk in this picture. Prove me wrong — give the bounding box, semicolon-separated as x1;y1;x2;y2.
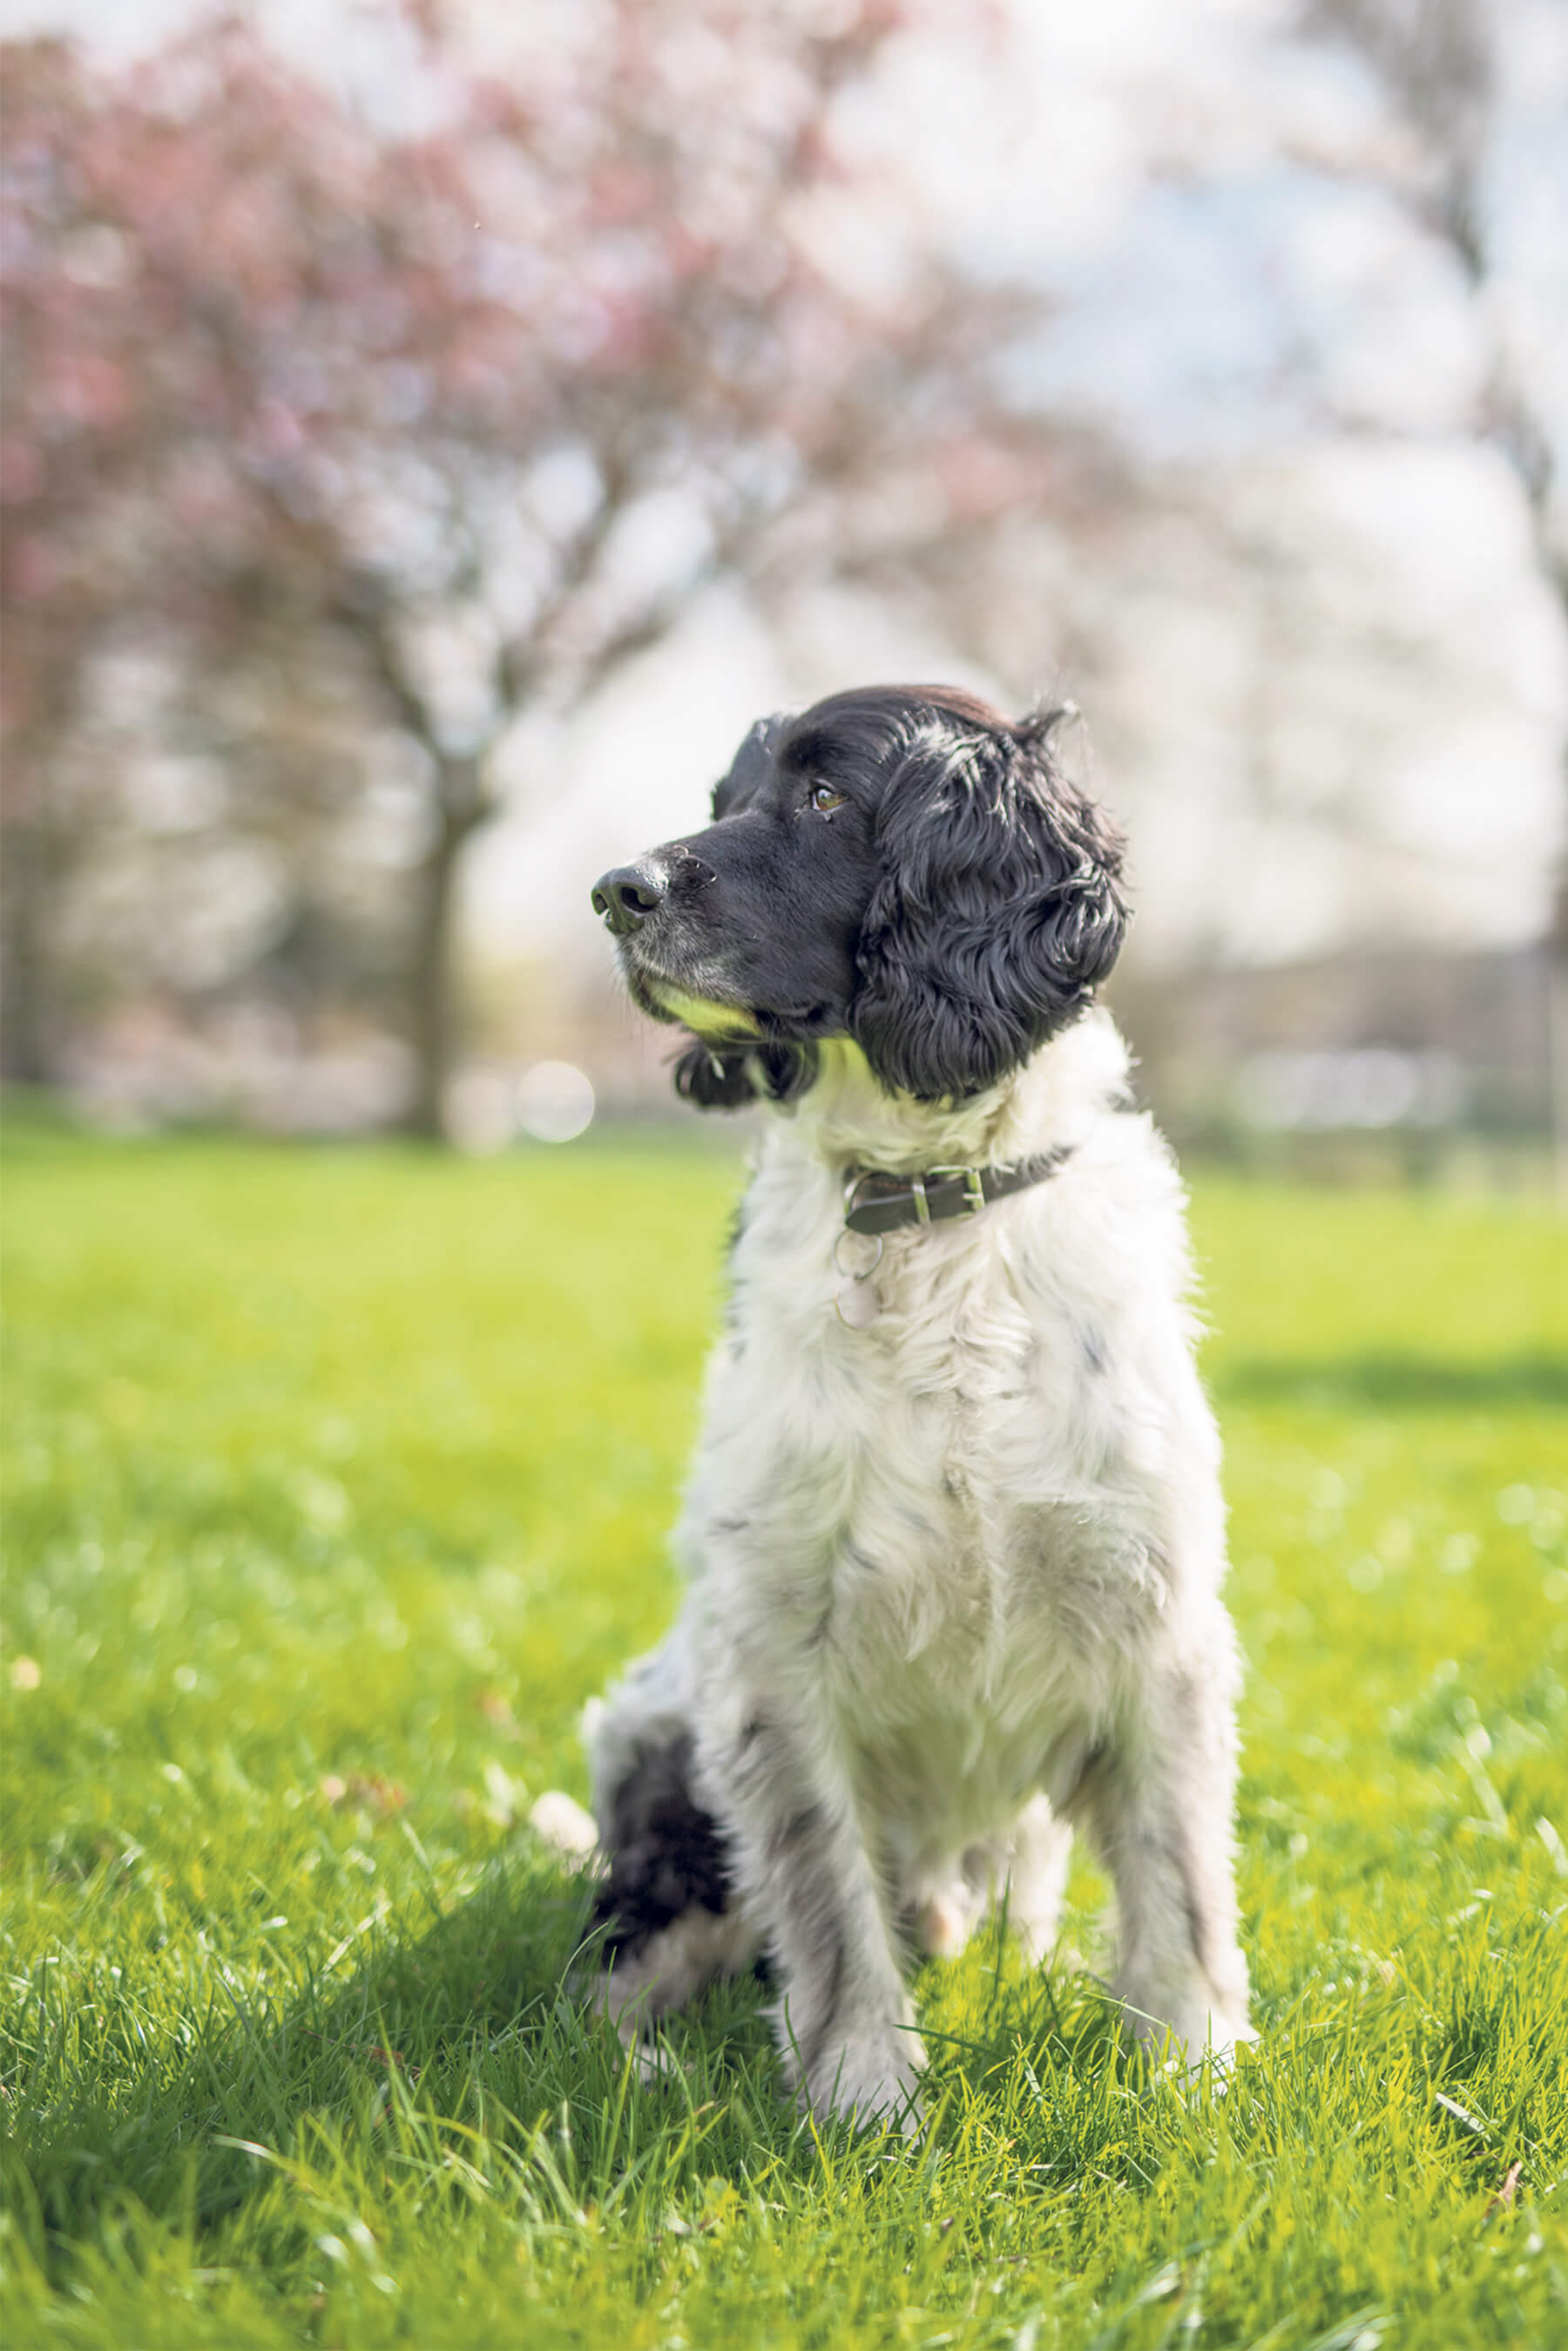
2;673;83;1090
1;816;64;1087
403;817;463;1141
402;755;493;1142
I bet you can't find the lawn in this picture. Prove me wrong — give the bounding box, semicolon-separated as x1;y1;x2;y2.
2;1118;1565;2350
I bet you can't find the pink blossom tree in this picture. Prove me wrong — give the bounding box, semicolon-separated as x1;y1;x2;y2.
2;5;1040;1129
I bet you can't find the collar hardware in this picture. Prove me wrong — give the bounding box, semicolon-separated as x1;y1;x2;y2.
841;1148;1073;1238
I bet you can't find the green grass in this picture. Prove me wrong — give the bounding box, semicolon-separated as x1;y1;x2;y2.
2;1121;1565;2349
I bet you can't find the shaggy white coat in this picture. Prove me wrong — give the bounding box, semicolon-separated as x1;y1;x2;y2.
584;1008;1253;2127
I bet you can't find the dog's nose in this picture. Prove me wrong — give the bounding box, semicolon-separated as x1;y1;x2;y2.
591;862;666;935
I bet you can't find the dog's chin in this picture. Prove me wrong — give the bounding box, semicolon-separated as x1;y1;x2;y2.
649;982;762;1040
622;960;760;1040
622;952;850;1051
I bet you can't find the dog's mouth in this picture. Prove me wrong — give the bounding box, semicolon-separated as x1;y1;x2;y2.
645;978;762;1039
622;952;838;1045
621;952;759;1038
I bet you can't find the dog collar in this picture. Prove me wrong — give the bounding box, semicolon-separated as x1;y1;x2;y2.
842;1148;1074;1236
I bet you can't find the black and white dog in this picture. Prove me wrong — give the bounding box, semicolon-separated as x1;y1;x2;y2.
571;684;1253;2130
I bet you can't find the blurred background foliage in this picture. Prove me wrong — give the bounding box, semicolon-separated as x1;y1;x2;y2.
1;0;1564;1178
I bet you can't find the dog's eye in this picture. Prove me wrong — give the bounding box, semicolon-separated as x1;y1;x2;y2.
808;783;844;815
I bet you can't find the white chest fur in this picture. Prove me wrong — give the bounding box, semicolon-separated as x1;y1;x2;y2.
580;1008;1254;2101
676;1016;1225;1853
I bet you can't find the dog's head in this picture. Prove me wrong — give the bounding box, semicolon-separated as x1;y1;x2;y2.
590;684;1129;1107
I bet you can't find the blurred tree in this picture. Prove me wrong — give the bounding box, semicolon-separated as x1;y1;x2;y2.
1294;0;1563;664
1294;0;1568;1182
0;37;146;1085
1;3;1029;1132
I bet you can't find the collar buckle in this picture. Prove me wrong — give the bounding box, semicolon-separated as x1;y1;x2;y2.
844;1162;986;1232
927;1165;987;1215
842;1150;1071;1241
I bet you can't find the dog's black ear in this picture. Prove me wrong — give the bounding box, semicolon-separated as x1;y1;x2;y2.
672;1039;821;1110
850;708;1128;1101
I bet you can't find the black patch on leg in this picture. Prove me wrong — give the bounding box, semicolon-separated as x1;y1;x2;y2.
589;1731;733;1963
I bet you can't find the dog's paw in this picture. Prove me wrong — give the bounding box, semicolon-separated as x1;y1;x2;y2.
801;2026;928;2137
1131;2002;1257;2087
916;1888;979;1961
574;1901;764;2062
1203;2014;1258;2083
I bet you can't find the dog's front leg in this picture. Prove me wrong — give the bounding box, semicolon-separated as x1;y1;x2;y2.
1072;1627;1254;2069
701;1704;925;2132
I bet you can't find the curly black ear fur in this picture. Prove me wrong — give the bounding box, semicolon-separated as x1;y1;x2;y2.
850;706;1128;1101
672;1039;820;1110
